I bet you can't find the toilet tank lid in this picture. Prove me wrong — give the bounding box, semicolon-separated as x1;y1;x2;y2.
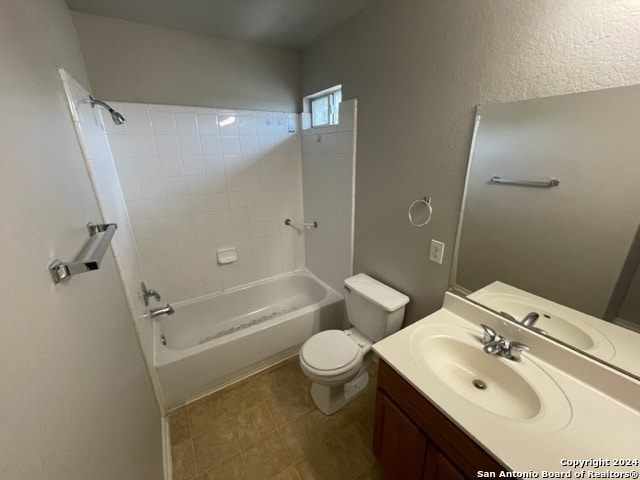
344;273;410;312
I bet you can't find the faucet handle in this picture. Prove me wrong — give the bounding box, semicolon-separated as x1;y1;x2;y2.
507;341;530;361
141;282;161;306
480;324;497;345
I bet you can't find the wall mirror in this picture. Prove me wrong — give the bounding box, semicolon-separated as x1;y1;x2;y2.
451;84;640;379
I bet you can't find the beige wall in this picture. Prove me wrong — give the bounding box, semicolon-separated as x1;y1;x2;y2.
0;1;163;478
300;0;640;323
72;13;300;112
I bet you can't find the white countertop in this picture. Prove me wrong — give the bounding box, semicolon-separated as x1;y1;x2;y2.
373;293;640;475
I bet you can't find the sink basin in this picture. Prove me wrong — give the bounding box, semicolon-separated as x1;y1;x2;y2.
410;324;572;432
469;290;615;360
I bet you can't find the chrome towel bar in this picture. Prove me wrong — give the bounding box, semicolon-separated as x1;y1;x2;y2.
48;222;117;284
284;218;318;229
489;176;560;188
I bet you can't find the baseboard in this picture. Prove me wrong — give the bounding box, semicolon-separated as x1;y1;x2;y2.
161;416;172;480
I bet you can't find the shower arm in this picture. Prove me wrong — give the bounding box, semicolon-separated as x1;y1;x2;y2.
89;95;126;125
90;95;115;113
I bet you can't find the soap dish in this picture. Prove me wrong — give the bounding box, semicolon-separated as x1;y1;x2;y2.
217;247;238;265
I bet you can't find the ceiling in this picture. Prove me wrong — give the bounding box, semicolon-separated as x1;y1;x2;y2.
64;0;374;51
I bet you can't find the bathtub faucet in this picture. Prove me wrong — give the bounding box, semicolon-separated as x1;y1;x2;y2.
149;304;175;318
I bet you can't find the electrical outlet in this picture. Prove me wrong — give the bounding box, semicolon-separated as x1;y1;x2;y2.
429;240;445;264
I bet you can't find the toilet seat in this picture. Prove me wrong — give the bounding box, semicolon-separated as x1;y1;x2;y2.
300;330;363;379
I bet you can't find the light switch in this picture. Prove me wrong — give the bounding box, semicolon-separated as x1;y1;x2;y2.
429;240;445;264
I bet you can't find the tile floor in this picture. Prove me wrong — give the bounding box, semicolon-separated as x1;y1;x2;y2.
168;356;384;480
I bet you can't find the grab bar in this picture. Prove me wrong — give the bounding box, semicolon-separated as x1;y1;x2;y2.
489;176;560;188
49;222;117;284
284;218;318;229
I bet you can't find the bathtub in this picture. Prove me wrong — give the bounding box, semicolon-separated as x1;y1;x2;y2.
155;270;344;409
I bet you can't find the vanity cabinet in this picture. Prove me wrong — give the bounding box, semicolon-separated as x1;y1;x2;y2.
373;360;504;479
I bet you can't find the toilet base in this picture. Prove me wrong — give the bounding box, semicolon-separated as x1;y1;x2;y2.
310;371;370;415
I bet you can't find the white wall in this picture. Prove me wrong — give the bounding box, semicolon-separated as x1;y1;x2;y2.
0;1;163;479
301;100;357;293
71;13;300;112
106;102;305;302
301;0;640;323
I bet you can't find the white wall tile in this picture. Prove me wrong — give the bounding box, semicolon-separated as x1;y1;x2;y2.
227;191;247;209
221;136;242;155
201;135;222;155
160;156;185;177
140;178;166;199
179;135;202;155
223;155;244;174
163;176;189;196
210;192;229;211
150;111;176;134
134;156;161;178
204;155;225;174
155;135;181;156
113;155;139;181
175;112;199;135
106;102;305;301
217;114;239;135
130;134;158;156
125;109;153;134
197;113;219;135
301;99;357;293
182;155;205;176
237;116;257;136
108;134;133;158
256;117;274;136
186;175;208;195
206;174;227;194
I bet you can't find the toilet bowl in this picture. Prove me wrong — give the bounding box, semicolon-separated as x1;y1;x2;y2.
299;329;373;415
299;274;409;415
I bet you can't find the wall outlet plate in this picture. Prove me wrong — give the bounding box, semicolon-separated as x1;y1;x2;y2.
429;240;445;264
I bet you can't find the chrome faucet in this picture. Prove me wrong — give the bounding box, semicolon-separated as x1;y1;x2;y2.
500;311;548;336
480;324;529;361
149;304;175;318
141;282;161;306
521;312;539;327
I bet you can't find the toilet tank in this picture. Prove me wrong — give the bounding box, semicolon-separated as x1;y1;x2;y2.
344;274;410;342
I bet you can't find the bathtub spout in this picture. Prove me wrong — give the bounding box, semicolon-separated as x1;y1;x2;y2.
150;304;175;318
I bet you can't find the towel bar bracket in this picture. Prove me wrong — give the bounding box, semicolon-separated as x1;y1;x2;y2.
48;222;118;284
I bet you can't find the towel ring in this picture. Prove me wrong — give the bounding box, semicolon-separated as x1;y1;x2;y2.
408;197;432;227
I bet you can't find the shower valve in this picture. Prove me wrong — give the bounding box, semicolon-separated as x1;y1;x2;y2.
141;282;161;306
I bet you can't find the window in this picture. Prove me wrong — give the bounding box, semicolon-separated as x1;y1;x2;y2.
306;86;342;128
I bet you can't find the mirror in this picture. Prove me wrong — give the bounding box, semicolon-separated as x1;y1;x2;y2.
451;84;640;379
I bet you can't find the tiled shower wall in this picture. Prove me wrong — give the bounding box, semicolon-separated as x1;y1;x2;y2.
106;103;305;303
301;100;357;293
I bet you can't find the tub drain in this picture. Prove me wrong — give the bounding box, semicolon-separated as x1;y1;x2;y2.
472;379;487;390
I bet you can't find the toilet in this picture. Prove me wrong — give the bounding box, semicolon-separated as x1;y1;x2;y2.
299;273;409;415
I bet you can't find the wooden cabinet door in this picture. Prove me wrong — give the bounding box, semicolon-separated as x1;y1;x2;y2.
422;444;466;480
423;446;467;480
373;391;428;479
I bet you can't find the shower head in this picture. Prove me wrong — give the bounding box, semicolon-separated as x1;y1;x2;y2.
89;95;126;125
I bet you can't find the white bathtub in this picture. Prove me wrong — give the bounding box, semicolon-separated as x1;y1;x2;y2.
155;270;344;409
